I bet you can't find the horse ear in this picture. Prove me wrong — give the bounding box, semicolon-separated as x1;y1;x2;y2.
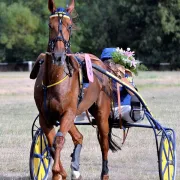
66;0;75;14
48;0;56;13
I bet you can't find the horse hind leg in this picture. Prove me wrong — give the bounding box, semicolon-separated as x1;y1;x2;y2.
97;116;121;180
97;124;110;180
90;107;110;180
89;92;114;180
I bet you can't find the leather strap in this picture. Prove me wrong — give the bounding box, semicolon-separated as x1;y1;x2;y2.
122;128;130;145
116;83;122;129
86;110;96;128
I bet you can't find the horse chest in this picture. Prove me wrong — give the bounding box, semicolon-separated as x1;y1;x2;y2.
48;89;76;113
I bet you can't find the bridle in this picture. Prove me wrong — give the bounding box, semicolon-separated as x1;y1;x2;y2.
48;10;72;64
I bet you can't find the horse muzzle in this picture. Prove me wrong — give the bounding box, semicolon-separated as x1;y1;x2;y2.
53;51;66;66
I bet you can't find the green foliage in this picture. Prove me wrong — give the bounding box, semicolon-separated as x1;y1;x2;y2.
75;0;180;68
0;0;179;69
0;2;41;62
0;0;69;62
157;1;180;67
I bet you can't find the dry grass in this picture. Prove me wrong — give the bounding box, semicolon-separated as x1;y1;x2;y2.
0;71;179;180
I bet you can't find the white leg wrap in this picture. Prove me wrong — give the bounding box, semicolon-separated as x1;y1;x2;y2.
71;170;81;179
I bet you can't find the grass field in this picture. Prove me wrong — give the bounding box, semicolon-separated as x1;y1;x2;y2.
0;71;179;180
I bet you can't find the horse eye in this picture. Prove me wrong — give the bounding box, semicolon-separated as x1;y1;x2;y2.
68;25;72;30
48;23;53;29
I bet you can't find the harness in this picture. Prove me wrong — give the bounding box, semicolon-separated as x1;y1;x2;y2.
42;74;69;125
42;8;73;124
42;75;68;89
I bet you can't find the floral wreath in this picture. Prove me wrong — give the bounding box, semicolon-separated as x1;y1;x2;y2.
112;47;141;75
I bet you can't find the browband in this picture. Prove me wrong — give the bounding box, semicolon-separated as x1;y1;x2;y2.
50;13;71;19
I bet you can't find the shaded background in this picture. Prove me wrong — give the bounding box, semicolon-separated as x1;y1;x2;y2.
0;0;180;69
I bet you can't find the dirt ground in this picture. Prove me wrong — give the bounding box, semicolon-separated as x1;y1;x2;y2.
0;71;179;180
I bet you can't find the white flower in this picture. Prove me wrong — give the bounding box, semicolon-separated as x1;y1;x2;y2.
116;47;124;54
127;47;131;51
116;47;120;52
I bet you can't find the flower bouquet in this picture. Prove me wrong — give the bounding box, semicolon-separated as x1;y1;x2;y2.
112;47;141;75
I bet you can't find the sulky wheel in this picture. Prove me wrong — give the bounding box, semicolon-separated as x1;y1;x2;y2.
159;130;176;180
29;128;52;180
32;115;40;140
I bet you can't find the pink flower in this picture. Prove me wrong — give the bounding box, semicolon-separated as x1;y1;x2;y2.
130;58;137;68
114;47;139;70
124;51;135;58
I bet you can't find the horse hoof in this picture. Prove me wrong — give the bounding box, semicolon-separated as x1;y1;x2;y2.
71;171;83;180
71;175;83;180
52;174;63;180
102;175;109;180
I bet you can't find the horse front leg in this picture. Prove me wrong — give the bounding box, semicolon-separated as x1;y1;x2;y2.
69;124;83;180
52;131;67;180
39;114;65;179
52;111;76;180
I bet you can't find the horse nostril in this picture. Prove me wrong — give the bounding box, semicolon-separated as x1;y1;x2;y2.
57;57;61;62
53;52;66;65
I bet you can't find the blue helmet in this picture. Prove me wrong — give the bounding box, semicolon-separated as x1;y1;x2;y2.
100;48;116;61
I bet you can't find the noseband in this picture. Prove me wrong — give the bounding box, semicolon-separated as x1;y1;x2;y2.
48;10;72;64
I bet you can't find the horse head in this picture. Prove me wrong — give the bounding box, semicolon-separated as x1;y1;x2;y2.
48;0;73;65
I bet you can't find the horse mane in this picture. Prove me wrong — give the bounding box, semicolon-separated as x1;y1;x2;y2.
70;9;81;31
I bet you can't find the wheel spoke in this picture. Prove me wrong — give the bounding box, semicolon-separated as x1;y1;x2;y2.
41;157;48;172
162;161;168;176
36;158;42;178
33;153;43;159
162;142;168;161
168;165;170;180
42;133;48;149
34;124;39;129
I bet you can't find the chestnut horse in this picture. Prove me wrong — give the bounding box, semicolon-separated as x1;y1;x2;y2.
30;1;120;179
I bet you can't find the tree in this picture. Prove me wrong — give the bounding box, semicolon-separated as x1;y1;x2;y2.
0;2;42;62
75;0;180;68
157;0;180;68
0;0;179;68
0;0;73;62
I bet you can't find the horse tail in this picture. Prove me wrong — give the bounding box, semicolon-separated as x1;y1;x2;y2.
108;120;121;152
96;119;121;153
108;88;121;152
